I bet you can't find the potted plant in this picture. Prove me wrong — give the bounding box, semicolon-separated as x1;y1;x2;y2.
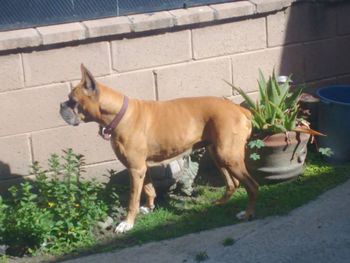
227;71;322;184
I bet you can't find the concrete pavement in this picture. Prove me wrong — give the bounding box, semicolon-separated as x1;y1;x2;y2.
64;179;350;263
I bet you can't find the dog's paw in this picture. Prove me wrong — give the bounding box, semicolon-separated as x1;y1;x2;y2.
140;206;154;215
236;211;255;221
115;221;134;234
236;211;247;220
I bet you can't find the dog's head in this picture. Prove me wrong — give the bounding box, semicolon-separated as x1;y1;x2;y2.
60;64;101;126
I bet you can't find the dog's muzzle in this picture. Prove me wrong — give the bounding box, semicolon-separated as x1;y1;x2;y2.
60;100;80;126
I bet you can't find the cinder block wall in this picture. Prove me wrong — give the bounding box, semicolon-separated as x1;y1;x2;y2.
1;0;349;187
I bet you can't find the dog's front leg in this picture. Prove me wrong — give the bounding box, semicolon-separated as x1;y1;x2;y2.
115;166;147;234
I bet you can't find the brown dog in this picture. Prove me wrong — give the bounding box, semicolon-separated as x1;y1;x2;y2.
60;64;258;233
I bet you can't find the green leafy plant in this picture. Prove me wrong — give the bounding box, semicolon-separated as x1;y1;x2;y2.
248;139;265;160
318;147;334;157
226;70;303;134
0;149;114;256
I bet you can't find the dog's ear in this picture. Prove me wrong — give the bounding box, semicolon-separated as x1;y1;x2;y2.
80;64;98;97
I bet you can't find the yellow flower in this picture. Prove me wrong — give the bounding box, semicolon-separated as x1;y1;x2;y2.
48;202;54;208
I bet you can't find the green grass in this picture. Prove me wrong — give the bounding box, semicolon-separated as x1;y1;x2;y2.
53;153;350;260
123;154;350;244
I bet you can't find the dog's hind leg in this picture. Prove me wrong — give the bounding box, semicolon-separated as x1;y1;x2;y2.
213;142;258;220
140;172;156;214
208;146;239;205
227;163;258;220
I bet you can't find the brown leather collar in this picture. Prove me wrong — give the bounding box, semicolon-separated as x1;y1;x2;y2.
101;96;129;140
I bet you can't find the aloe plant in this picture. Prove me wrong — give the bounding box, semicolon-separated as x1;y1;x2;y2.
227;70;303;134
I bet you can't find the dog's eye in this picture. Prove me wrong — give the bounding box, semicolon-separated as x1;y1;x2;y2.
67;98;77;108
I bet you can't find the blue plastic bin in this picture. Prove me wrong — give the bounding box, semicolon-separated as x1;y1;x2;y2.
317;85;350;163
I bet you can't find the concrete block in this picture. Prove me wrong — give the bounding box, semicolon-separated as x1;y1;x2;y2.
37;22;86;45
231;45;304;93
304;78;337;95
128;11;174;32
169;6;215;26
192;17;266;59
112;30;191;72
337;3;350;35
156;58;232;100
0;83;70;136
84;16;132;38
250;0;291;13
0;176;35;193
210;1;255;20
227;92;259;105
267;4;336;47
0;28;41;51
304;39;337;81
31;123;116;168
0;54;24;92
97;70;156;100
22;42;110;86
83;161;126;183
337;75;350;85
336;36;350;76
0;135;31;178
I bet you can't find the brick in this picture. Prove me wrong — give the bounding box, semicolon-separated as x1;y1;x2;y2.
84;16;131;38
97;71;156;100
37;22;86;45
0;28;41;51
250;0;291;13
31;123;116;168
0;83;70;136
83;161;126;183
336;36;350;76
231;45;304;93
22;42;110;86
0;54;23;92
337;3;350;35
112;30;191;72
304;78;337;95
128;11;174;32
267;4;336;47
210;1;255;20
169;6;215;26
0;135;31;178
337;75;350;85
0;176;34;193
227;92;259;105
192;17;266;59
304;39;337;82
156;58;232;100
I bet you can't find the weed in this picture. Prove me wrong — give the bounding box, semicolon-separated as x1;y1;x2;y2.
0;149;116;256
0;255;7;263
195;251;209;262
222;237;235;246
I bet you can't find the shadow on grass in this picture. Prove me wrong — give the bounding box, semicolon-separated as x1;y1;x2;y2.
50;155;350;263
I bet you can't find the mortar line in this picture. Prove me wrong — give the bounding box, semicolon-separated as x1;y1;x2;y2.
153;70;159;101
190;29;195;60
107;41;114;74
19;53;26;87
28;134;35;165
265;16;269;48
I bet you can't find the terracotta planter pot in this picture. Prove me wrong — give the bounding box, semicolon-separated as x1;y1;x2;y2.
246;132;310;185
